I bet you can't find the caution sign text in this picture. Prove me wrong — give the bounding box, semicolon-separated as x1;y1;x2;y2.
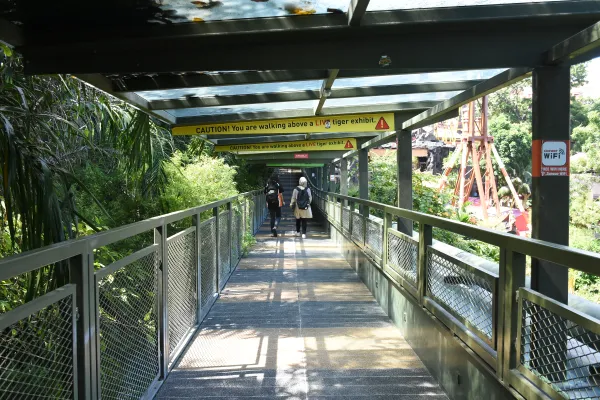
172;113;394;135
215;138;357;153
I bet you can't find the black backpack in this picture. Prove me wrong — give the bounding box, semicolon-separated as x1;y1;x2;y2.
266;183;279;206
296;187;310;210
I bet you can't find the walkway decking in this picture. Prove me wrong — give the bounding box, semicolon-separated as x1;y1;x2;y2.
155;208;448;399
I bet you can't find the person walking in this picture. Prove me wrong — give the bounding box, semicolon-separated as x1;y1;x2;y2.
290;177;312;238
264;175;284;237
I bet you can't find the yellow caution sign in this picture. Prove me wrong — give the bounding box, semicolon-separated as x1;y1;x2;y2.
172;113;394;135
215;138;357;153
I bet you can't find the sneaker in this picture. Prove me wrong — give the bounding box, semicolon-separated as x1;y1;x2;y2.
295;232;300;237
302;234;306;239
272;228;277;237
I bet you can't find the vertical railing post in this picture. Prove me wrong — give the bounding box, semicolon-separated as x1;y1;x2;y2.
193;212;202;324
213;207;220;291
382;212;392;270
155;224;169;378
417;223;432;305
349;200;355;237
69;245;97;400
227;201;233;273
497;249;526;381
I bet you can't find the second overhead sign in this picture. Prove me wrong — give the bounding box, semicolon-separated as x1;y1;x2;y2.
215;138;357;153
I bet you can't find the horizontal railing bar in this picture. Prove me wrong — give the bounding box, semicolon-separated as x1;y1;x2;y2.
167;226;196;243
519;287;600;336
507;370;555;400
0;240;87;282
388;228;419;245
95;244;159;280
199;216;216;228
0;284;76;329
318;190;600;275
429;246;499;281
516;365;564;400
88;190;259;248
0;190;261;281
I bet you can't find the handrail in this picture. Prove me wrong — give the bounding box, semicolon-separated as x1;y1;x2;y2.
312;188;600;276
0;189;262;281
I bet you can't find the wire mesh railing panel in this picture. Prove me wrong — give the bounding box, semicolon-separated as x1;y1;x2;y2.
231;211;240;264
0;293;75;400
366;218;384;258
200;219;217;309
387;231;418;287
427;249;495;343
219;211;231;289
342;207;350;233
237;211;243;258
352;212;365;245
167;229;197;359
97;250;159;400
520;296;600;399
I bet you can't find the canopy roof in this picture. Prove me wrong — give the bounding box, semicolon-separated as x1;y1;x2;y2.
1;0;599;165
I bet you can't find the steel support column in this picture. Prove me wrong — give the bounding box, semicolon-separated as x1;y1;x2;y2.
340;159;348;196
531;66;569;303
396;127;413;236
329;163;336;192
358;146;369;217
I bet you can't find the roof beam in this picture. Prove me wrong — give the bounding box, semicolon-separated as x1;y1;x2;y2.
174;105;430;126
111;69;454;93
75;74;175;124
546;21;600;65
402;68;531;131
21;2;600;74
314;69;339;115
348;0;371;26
147;80;480;111
211;132;377;145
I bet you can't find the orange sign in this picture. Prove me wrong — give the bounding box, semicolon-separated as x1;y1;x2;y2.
533;140;570;177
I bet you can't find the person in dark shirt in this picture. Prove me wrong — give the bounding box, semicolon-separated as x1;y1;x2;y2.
264;175;285;237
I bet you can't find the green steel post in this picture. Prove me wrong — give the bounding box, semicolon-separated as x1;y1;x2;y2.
69;246;96;400
155;224;169;377
396;127;413;236
497;249;526;381
213;207;220;291
227;201;233;273
341;158;348;206
383;212;393;270
193;212;202;323
417;223;432;304
531;66;569;304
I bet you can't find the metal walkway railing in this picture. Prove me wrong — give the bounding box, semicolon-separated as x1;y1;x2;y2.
310;187;600;400
0;190;267;400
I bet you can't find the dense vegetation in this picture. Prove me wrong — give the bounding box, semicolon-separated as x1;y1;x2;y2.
0;51;268;311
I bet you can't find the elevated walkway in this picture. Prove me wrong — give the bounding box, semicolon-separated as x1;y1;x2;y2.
156;200;447;399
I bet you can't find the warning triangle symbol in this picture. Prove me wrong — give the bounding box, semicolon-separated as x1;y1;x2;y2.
344;140;354;149
375;117;390;130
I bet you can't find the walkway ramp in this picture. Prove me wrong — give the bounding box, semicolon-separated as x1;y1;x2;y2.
155;208;448;399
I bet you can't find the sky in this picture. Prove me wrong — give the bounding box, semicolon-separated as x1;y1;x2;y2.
581;57;600;98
